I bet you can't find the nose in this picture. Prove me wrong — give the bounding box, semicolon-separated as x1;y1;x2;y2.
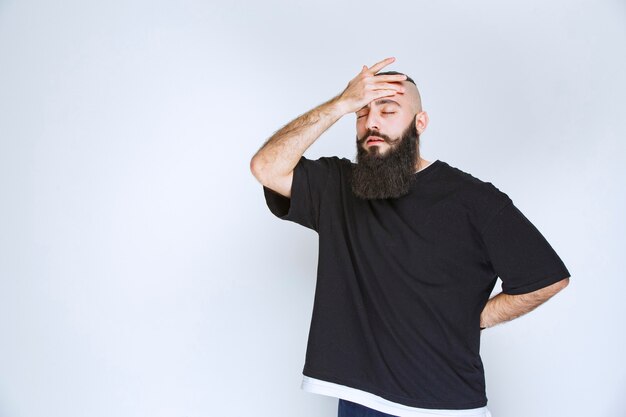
365;111;380;132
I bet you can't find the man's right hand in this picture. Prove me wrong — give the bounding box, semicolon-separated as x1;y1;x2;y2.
334;57;407;115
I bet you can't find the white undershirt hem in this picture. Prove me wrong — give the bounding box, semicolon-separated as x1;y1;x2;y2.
301;375;492;417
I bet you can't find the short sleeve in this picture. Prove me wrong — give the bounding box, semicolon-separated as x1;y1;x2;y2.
262;155;334;232
480;200;571;295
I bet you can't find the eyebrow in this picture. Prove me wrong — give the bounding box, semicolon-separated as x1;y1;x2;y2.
357;99;401;112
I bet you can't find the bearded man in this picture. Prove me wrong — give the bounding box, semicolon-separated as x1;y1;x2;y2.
250;57;570;417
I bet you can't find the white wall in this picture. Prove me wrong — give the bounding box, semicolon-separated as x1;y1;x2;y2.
0;0;624;416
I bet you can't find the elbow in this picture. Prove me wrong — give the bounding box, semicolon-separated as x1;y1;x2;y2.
250;155;266;183
249;156;258;177
250;154;284;186
250;156;277;187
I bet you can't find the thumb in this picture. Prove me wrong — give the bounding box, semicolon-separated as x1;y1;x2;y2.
361;65;368;72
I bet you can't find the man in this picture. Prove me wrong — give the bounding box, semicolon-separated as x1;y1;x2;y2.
250;57;570;417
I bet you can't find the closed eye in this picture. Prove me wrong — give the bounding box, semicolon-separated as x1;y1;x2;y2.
357;112;395;118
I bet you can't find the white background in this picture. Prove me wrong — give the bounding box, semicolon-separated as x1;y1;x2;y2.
1;1;624;416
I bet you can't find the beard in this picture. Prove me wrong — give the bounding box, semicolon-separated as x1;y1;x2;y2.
350;120;420;200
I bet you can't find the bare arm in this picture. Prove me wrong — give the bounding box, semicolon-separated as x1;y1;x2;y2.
249;57;407;198
479;277;570;329
249;96;345;198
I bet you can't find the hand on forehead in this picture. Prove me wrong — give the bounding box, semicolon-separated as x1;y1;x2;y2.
356;58;422;114
358;81;421;115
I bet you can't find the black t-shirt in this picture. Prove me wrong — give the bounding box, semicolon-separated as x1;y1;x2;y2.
262;156;570;410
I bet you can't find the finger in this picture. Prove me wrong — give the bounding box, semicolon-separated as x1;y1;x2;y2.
365;89;401;103
371;74;407;83
370;89;400;100
371;82;405;93
367;57;395;74
361;65;368;73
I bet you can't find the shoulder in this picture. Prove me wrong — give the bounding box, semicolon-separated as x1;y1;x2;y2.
439;160;513;227
299;155;350;167
440;160;510;201
298;155;353;175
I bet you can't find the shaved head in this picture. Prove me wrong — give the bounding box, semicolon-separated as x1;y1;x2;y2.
375;71;422;113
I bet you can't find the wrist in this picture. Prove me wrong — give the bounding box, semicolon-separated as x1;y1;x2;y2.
326;95;350;118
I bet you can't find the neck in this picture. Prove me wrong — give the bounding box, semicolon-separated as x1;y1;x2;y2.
415;157;431;172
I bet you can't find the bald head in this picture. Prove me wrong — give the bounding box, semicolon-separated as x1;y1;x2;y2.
375;71;422;114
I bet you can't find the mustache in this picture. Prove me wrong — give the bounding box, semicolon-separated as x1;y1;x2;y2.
357;130;398;145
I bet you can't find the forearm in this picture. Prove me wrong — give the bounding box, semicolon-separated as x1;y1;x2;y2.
251;95;346;181
480;278;569;329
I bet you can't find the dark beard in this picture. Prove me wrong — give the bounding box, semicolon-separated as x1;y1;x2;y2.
350;121;420;200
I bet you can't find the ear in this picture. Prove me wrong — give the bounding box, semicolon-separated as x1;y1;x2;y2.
415;111;429;135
